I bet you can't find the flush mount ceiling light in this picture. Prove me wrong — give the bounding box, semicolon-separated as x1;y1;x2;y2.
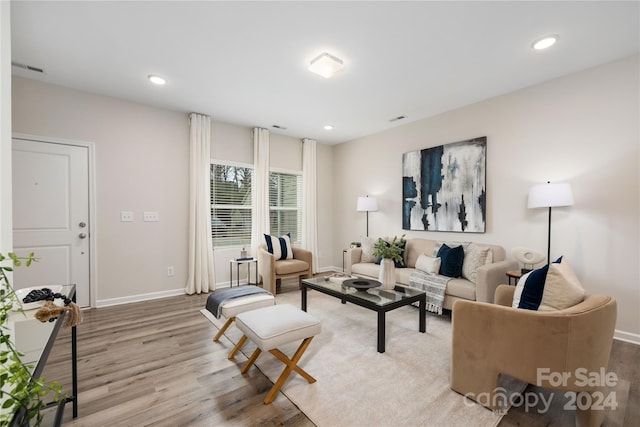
532;34;559;50
309;52;344;78
147;74;166;85
323;124;334;130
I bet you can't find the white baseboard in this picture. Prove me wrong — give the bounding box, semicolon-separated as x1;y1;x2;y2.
96;288;186;308
95;282;253;307
614;329;640;345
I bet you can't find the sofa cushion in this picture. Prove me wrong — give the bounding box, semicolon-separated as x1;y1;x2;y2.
351;262;381;278
538;260;586;311
462;243;492;284
415;254;441;274
264;233;293;260
404;239;436;268
360;237;377;263
437;244;465;278
275;259;309;275
445;278;476;301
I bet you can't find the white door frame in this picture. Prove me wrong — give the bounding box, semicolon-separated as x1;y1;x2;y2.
12;133;98;308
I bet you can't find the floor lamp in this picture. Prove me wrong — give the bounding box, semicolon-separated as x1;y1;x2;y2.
356;196;378;237
527;181;574;263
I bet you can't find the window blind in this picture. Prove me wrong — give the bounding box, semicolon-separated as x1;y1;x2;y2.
269;171;302;244
210;163;253;247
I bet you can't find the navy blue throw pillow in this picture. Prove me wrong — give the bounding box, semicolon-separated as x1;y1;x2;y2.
516;257;563;310
437;244;464;278
517;264;550;310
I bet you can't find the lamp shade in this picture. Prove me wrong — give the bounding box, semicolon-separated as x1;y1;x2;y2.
528;182;574;209
356;196;378;212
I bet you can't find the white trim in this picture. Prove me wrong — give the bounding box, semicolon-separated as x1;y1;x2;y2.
97;288;186;308
211;158;253;169
270;166;302;175
12;133;98;309
614;330;640;345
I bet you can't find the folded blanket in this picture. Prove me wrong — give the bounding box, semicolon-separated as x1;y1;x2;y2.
205;285;271;319
408;271;450;315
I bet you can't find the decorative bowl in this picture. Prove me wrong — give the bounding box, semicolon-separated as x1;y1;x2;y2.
343;278;381;292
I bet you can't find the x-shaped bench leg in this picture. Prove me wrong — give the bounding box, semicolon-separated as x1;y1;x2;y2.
213;317;235;342
240;336;316;404
227;335;247;359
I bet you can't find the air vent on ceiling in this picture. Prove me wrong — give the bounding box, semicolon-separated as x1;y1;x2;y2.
389;115;407;122
272;125;288;130
11;61;45;74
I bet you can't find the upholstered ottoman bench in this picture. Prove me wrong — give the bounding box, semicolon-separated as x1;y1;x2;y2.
204;285;275;343
227;304;321;404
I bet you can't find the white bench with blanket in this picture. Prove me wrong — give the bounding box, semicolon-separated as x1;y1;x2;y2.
205;285;275;342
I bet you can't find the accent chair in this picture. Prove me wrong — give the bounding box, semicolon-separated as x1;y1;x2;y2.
257;244;312;294
451;284;617;427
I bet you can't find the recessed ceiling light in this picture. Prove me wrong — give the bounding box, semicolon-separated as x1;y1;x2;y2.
532;35;559;50
309;52;344;78
323;124;334;130
148;74;166;85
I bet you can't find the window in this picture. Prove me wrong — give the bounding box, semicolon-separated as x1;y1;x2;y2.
269;170;302;244
210;162;253;247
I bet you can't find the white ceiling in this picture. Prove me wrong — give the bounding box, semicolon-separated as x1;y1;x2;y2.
10;1;640;145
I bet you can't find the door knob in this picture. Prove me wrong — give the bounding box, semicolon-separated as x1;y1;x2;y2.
79;233;87;239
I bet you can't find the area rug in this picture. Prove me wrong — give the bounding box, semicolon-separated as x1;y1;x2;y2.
201;290;513;427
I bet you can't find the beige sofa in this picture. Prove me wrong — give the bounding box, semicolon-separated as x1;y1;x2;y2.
344;237;517;309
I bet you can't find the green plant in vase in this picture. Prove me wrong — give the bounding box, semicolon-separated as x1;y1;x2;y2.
372;234;406;264
372;235;406;289
0;252;63;427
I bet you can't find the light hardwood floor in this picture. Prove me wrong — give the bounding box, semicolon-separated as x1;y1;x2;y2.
44;281;638;426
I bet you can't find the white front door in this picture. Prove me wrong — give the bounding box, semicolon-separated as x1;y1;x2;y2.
12;138;91;307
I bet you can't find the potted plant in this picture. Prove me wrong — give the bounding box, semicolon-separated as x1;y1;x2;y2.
0;252;63;426
372;235;406;289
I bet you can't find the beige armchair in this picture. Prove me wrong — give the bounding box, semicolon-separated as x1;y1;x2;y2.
451;285;617;427
257;244;312;295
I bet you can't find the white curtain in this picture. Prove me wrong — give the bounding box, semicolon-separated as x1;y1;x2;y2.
251;128;270;252
185;113;215;295
302;138;319;273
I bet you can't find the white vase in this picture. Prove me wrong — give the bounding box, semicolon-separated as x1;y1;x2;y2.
378;258;396;290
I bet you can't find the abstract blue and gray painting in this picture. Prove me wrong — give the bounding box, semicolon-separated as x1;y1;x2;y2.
402;137;486;233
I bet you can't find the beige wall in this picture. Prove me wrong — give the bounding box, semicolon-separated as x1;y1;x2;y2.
12;77;190;303
11;78;334;302
210;122;334;282
0;1;12;253
333;55;640;339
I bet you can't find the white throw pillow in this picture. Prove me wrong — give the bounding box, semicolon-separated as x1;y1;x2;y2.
461;243;492;284
415;254;441;274
512;271;532;308
538;260;586;311
263;233;293;260
360;236;377;263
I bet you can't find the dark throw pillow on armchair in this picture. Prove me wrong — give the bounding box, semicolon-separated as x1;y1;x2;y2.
436;244;465;278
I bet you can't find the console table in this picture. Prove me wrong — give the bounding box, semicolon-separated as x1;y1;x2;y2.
7;284;78;426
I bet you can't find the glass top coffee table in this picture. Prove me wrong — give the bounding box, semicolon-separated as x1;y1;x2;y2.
300;277;426;353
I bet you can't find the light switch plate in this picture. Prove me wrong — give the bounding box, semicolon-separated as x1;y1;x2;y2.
143;211;159;222
120;211;134;222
